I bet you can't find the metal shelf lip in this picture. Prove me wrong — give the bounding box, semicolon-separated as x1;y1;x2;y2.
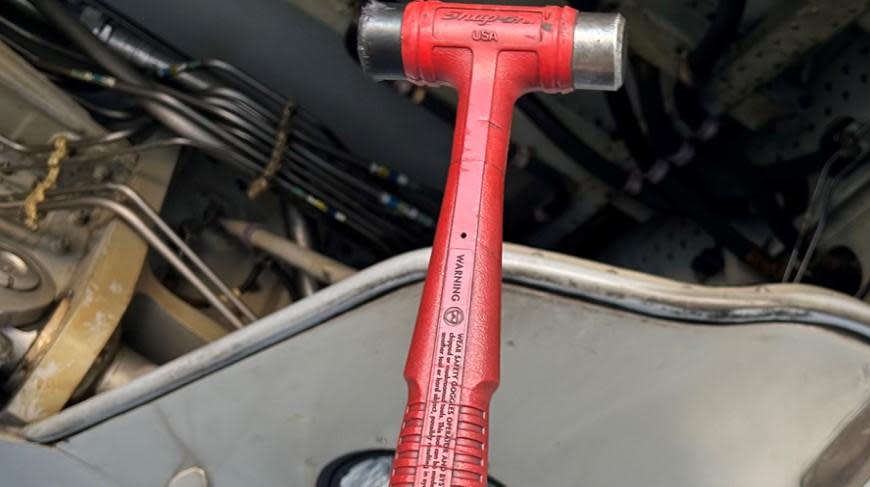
22;243;870;443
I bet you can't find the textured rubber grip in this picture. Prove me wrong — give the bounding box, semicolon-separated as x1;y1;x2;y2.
393;401;489;485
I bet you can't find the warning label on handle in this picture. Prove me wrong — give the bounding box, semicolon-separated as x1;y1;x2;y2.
416;247;474;486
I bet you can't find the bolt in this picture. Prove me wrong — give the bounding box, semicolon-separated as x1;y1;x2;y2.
92;164;111;182
46;236;71;255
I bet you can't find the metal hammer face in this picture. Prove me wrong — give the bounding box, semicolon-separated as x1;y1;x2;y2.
359;1;625;92
358;2;625;485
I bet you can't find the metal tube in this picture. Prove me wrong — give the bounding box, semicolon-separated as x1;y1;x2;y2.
221;219;355;284
0;197;246;330
0;127;139;154
101;184;258;322
45;183;256;322
285;206;319;296
21;243;870;444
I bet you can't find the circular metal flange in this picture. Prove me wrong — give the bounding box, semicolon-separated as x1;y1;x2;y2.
0;242;56;328
0;247;41;291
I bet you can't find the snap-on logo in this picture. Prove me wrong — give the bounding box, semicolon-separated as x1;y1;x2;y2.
440;11;534;26
443;307;465;326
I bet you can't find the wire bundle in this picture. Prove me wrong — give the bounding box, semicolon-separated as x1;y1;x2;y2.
1;0;437;256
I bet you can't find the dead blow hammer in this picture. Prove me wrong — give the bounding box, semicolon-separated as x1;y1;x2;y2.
358;1;625;484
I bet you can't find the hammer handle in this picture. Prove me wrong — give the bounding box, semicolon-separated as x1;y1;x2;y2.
391;38;521;486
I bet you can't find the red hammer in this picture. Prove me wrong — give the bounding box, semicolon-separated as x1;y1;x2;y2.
359;2;625;484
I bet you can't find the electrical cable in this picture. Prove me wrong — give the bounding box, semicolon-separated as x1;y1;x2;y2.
50;7;339;149
148;79;432;235
40;65;421;245
52;135;398;253
790;154;868;283
17;130;394;254
158;58;343;146
516;94;635;191
782;151;841;282
72;95;141;121
29;0;227;152
293;145;433;228
17;3;428;254
0;10;92;65
0;126;140;154
26;10;413;187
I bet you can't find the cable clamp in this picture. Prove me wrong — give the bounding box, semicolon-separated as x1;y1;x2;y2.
22;136;69;230
248;99;297;200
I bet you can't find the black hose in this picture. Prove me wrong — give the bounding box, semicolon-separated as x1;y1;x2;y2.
674;85;711;133
633;49;799;249
605;89;657;170
675;0;747;131
687;0;747;84
516;95;632;190
605;86;785;277
634;61;686;159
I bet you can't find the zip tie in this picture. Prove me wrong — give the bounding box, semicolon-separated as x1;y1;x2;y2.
248;99;296;200
23;136;69;230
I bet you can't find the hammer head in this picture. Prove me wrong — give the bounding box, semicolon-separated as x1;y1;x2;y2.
358;1;625;92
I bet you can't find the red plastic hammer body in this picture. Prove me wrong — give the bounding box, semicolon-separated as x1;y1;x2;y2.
358;2;624;485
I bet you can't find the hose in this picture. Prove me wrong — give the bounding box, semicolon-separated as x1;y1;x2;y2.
675;0;747;132
633;59;686;160
687;0;747;84
605;87;782;278
634;50;800;249
516;95;634;191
